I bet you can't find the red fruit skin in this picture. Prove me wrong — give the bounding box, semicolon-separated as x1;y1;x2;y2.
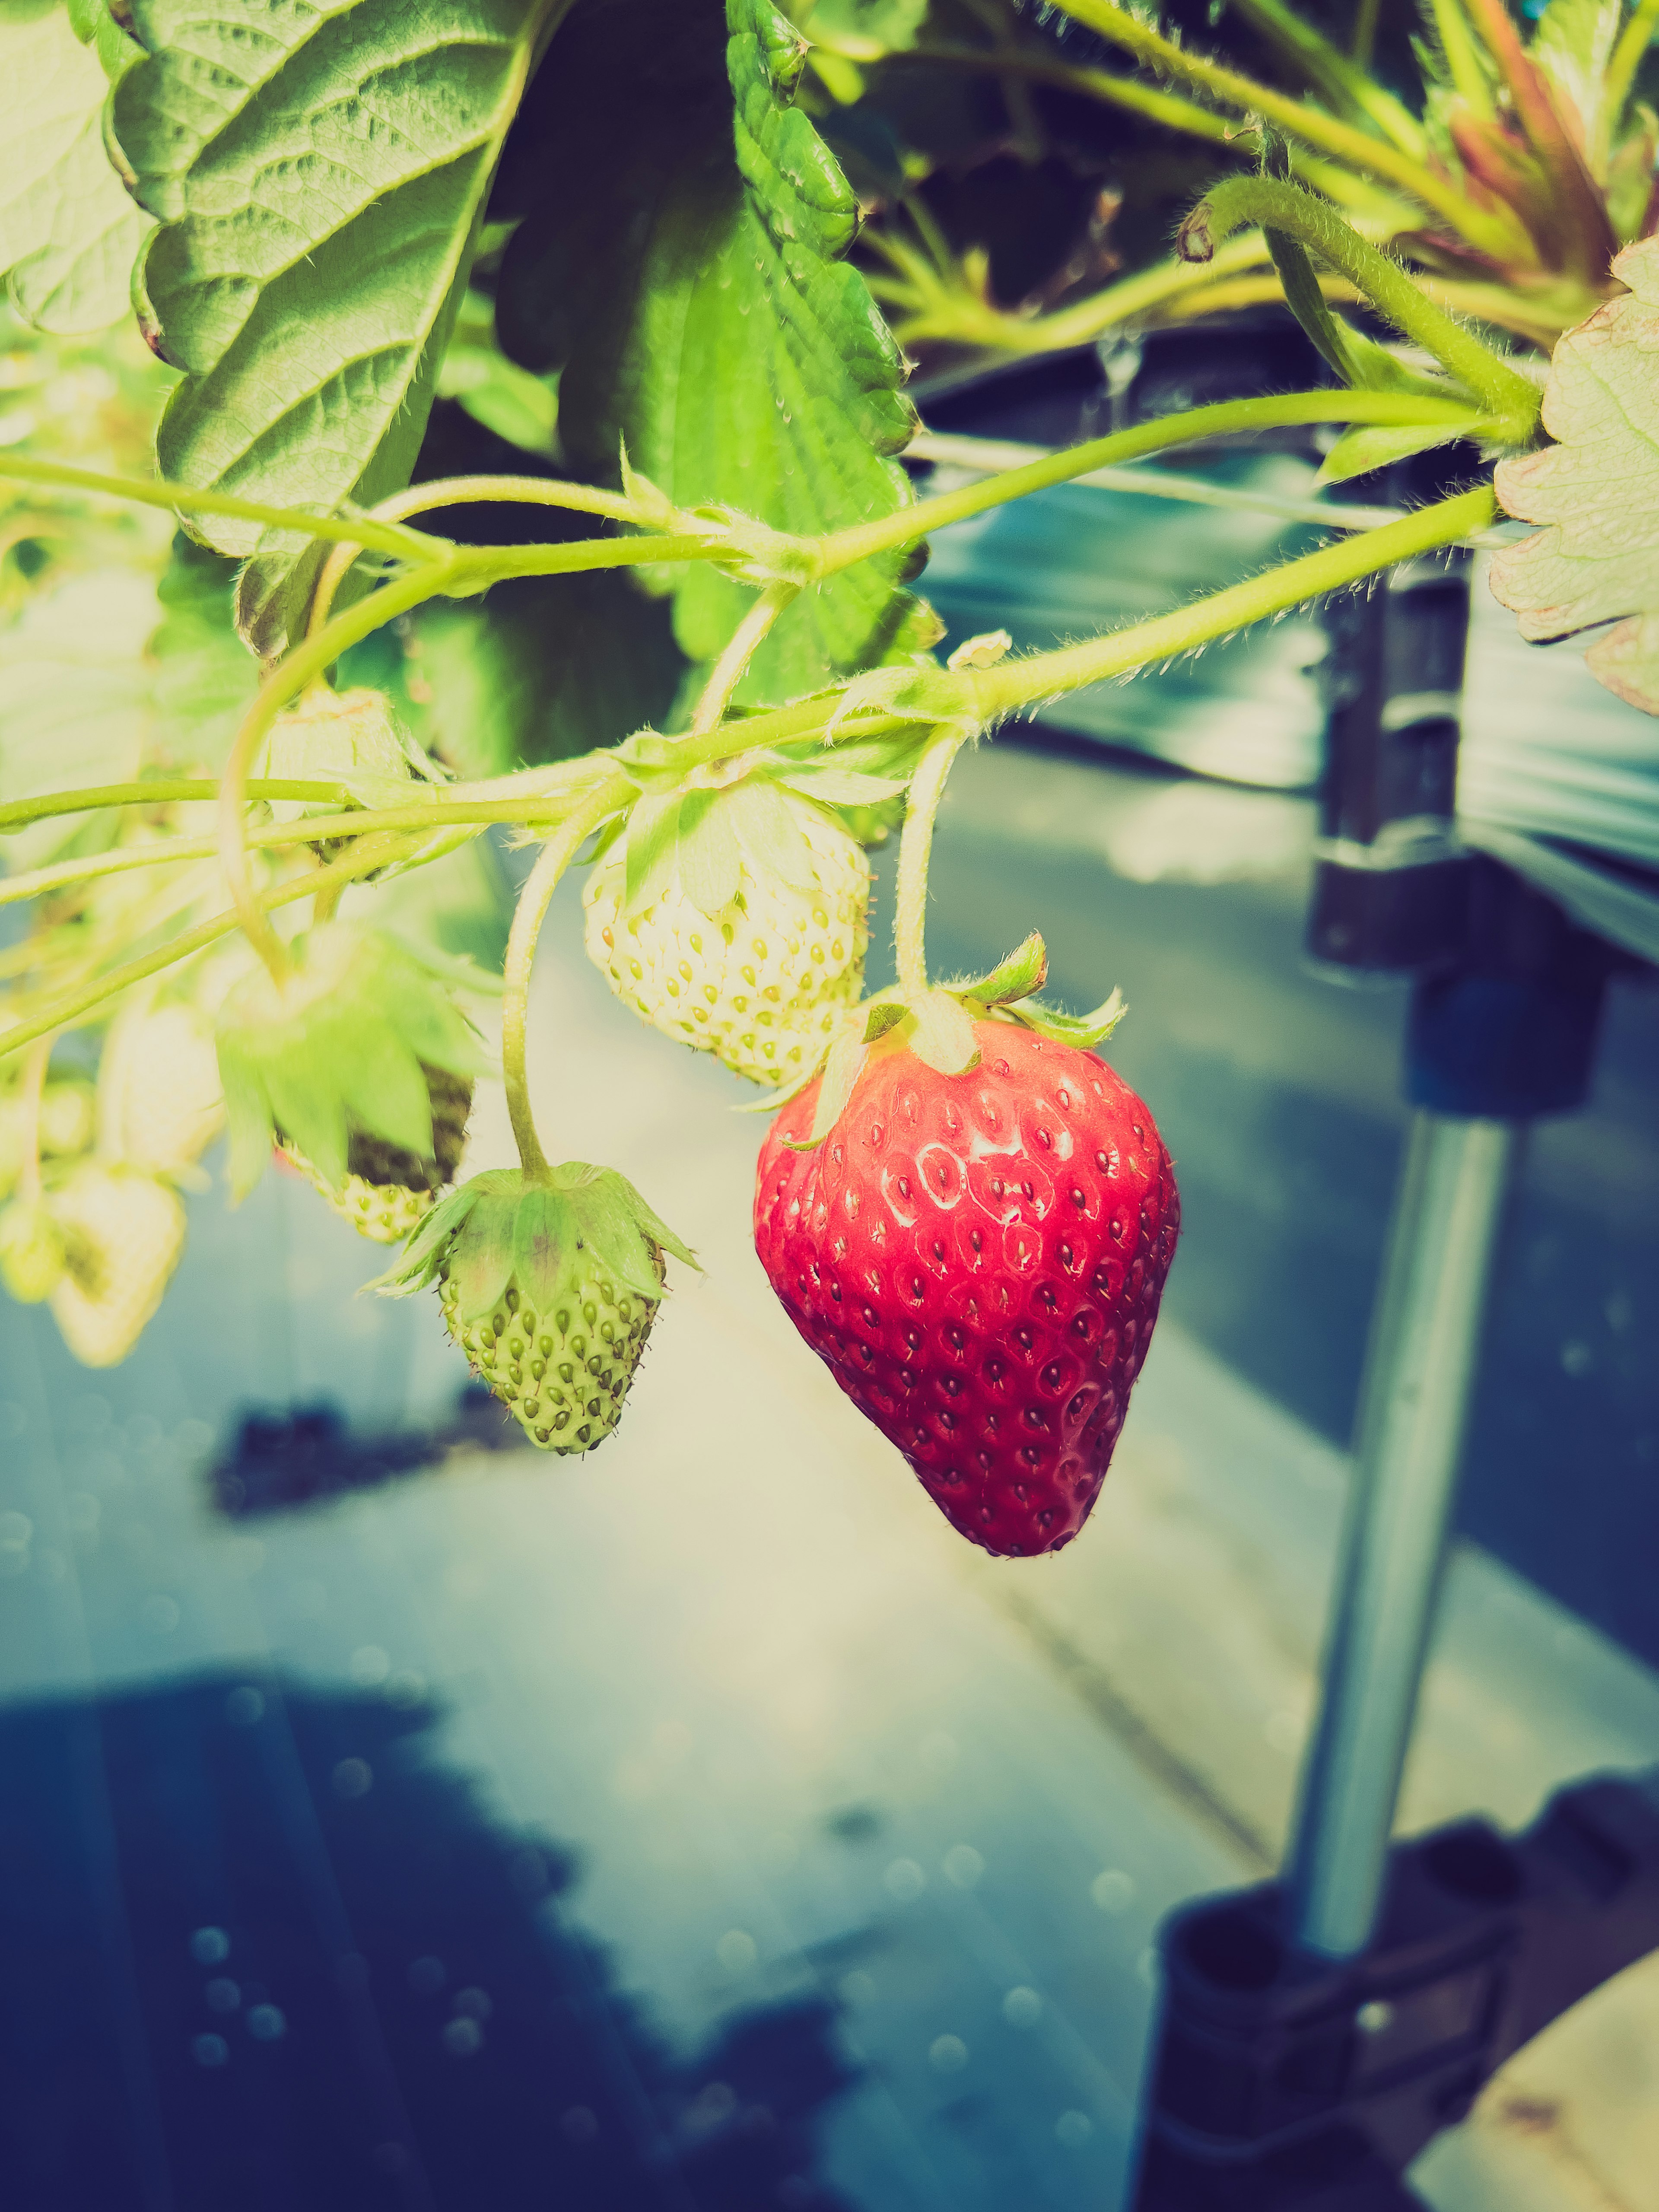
753;1020;1179;1558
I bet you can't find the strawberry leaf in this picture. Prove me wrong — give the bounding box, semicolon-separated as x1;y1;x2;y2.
109;0;564;620
496;0;917;705
1491;235;1659;714
0;2;151;333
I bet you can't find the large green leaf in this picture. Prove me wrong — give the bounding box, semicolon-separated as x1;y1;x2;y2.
496;0;918;704
108;0;569;579
0;1;151;333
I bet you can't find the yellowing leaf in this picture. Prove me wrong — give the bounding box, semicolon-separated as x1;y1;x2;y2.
1491;236;1659;715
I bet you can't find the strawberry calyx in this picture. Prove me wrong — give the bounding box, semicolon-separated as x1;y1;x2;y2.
215;923;489;1203
373;1162;697;1317
769;931;1128;1152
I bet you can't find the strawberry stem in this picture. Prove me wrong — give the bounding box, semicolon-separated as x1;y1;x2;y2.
501;776;632;1181
895;731;969;998
691;580;802;734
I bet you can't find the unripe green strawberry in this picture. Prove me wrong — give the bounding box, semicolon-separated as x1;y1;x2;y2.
47;1166;187;1368
278;1065;473;1245
583;789;869;1087
0;1200;67;1303
375;1163;696;1452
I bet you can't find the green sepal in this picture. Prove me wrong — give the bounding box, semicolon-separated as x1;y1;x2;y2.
725;779;818;893
785;1027;868;1150
214;925;488;1202
512;1186;565;1316
623;791;683;918
909;989;980;1077
377;1176;489;1293
1004;987;1128;1051
862;998;908;1043
958;933;1049;1009
675;788;745;916
450;1189;521;1322
1316;423;1473;486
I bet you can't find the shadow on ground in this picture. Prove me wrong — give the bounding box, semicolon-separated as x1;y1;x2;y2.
1;1675;857;2212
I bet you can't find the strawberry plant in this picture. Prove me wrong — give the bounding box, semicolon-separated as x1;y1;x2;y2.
0;0;1652;1551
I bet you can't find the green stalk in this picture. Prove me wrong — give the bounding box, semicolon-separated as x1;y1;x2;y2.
1226;0;1427;155
500;776;632;1179
1045;0;1518;254
820;388;1496;575
894;732;969;996
0;779;356;836
893;39;1239;143
1178;178;1542;420
0;454;440;561
973;488;1495;718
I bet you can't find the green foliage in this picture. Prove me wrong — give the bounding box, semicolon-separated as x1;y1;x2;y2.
496;0;919;704
1492;232;1659;716
0;0;151;333
109;0;569;600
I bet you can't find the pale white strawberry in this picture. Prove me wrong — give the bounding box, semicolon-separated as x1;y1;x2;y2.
583;796;869;1087
48;1166;187;1368
107;1001;225;1176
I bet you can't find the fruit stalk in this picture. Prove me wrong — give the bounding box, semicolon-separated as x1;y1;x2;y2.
894;729;969;997
502;775;632;1179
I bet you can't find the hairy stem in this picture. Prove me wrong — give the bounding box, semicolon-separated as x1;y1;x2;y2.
895;732;969;997
1178;178;1543;420
974;487;1495;717
821;388;1495;575
0;779;357;835
501;777;631;1179
691;582;801;735
1046;0;1517;255
306;472;653;639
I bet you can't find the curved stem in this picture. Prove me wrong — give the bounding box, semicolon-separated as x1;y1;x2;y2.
218;563;458;988
889;39;1240;144
501;777;630;1179
1179;178;1542;420
0;834;413;1064
823;388;1495;575
1046;0;1519;257
691;582;801;735
0;454;440;562
306;472;655;640
0;778;357;835
894;731;968;997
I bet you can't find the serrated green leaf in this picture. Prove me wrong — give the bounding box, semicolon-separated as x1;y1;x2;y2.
512;1187;564;1313
496;0;917;706
786;1025;866;1148
372;1176;482;1291
623;791;684;918
675;788;745;916
0;2;152;334
960;933;1049;1009
909;988;979;1076
1315;421;1474;486
109;0;566;608
1492;234;1659;713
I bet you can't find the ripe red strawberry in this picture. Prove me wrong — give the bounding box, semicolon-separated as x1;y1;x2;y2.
753;1020;1179;1557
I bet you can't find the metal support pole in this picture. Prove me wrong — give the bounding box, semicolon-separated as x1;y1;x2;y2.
1287;1110;1522;1960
